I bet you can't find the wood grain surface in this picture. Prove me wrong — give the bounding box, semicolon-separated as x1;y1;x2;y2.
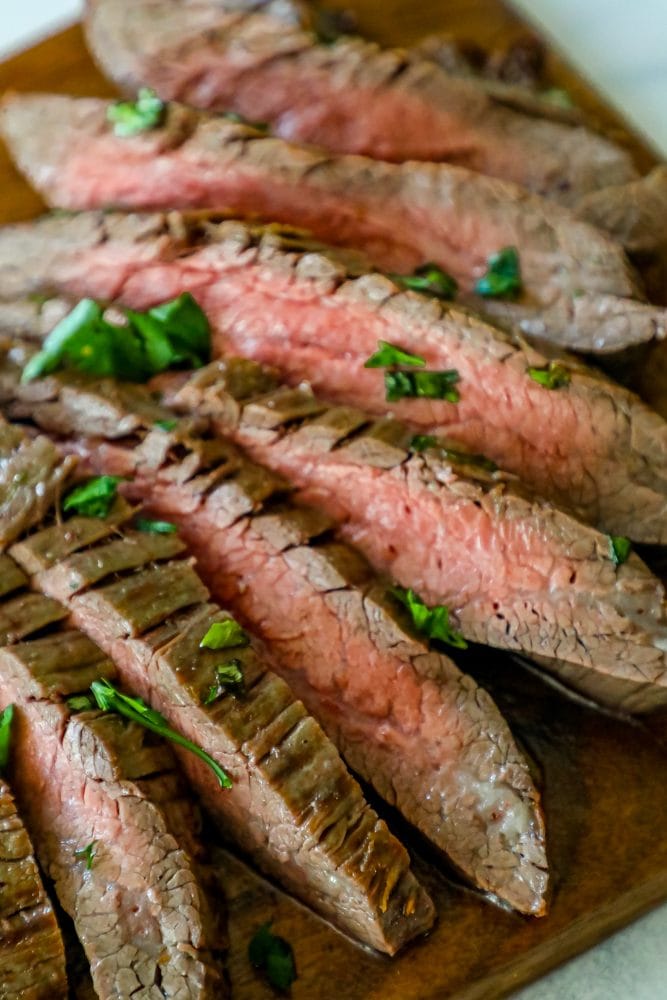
0;5;665;1000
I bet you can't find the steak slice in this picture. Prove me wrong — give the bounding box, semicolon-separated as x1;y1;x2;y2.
83;0;638;202
0;567;226;999
576;165;667;256
0;777;68;1000
5;372;547;913
0;92;644;332
1;214;666;542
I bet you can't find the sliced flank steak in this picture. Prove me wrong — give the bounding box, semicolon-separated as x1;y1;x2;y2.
0;567;226;998
1;91;652;352
0;365;548;915
83;0;637;202
0;213;666;543
0;426;434;952
0;776;68;999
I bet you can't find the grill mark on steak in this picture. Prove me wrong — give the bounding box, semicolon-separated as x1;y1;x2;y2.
0;562;226;998
0;94;653;350
83;0;638;202
0;215;666;543
9;373;549;913
0;777;68;999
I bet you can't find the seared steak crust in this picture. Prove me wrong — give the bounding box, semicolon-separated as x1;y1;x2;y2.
83;0;637;202
0;213;666;542
0;367;548;913
0;778;68;1000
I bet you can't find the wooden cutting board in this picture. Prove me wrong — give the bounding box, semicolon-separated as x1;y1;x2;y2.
1;5;666;999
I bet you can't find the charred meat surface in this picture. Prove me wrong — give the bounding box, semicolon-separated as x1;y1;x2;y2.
1;213;666;542
83;0;637;202
0;777;68;1000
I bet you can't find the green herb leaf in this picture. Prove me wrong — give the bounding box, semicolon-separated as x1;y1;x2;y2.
609;535;632;566
154;419;178;432
249;923;297;992
134;517;178;535
67;695;95;712
409;435;498;472
364;341;425;369
203;659;245;705
541;87;574;109
0;705;14;774
392;587;468;650
222;111;270;134
107;88;166;137
392;263;458;301
527;362;571;390
22;294;210;385
91;679;232;789
474;246;522;299
200;619;250;651
74;841;97;871
63;476;121;520
385;370;460;403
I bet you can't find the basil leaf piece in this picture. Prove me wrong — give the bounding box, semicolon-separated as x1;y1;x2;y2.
74;841;97;871
154;419;178;432
474;246;522;299
222;111;270;133
91;679;232;789
527;362;571;390
393;263;458;301
609;535;632;566
392;587;468;650
249;923;297;992
63;476;121;520
67;695;95;712
107;88;166;137
385;370;460;403
200;620;250;651
134;517;178;535
203;660;245;705
0;705;14;774
409;435;498;472
21;299;104;383
364;340;425;369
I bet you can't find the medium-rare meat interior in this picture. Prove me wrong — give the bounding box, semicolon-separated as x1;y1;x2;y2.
0;216;666;544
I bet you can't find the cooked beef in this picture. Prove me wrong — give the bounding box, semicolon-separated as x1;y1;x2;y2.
84;0;637;202
576;165;667;255
2;438;434;953
1;367;548;913
0;574;226;998
1;93;649;343
1;213;666;543
0;777;68;1000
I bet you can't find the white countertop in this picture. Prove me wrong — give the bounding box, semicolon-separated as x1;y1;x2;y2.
1;3;667;998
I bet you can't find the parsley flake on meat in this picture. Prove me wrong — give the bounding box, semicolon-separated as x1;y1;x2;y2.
527;362;571;390
609;535;632;566
74;841;97;871
63;476;121;520
364;340;425;369
392;262;459;301
249;922;297;992
67;695;95;712
392;587;468;650
134;517;178;535
107;88;166;137
90;679;232;789
0;705;14;773
474;246;522;299
385;370;460;403
154;419;178;432
200;619;250;651
203;660;245;704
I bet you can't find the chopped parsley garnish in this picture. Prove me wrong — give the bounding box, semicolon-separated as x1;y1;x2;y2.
527;362;571;390
74;841;97;871
63;476;121;520
392;586;468;650
203;660;245;705
0;705;14;773
392;263;458;301
134;517;178;535
541;87;574;109
222;111;270;133
249;923;297;992
21;293;210;385
385;370;460;403
609;535;632;566
154;419;178;432
200;619;250;651
409;434;498;472
67;695;95;712
364;341;425;369
474;246;522;299
107;88;166;137
90;679;232;789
